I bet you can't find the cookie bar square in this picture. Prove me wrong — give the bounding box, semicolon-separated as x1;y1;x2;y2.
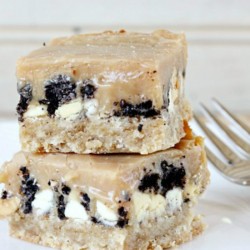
16;30;190;154
0;132;209;249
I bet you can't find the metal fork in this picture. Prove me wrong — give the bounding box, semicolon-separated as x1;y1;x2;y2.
194;98;250;186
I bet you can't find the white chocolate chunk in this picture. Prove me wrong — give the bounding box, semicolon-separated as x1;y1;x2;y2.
133;191;166;222
55;99;83;119
65;200;88;220
165;188;183;212
32;189;54;216
83;99;98;117
96;201;118;226
24;105;47;118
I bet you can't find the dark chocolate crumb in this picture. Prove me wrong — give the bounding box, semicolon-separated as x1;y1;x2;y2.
16;84;32;122
138;173;160;193
80;79;96;99
228;160;233;165
1;191;8;199
153;70;157;73
61;184;71;195
57;195;66;220
81;192;91;211
138;124;143;132
44;75;76;116
114;99;159;118
184;198;190;203
43;42;46;46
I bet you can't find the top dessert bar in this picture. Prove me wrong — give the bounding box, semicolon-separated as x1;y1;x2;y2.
16;30;191;154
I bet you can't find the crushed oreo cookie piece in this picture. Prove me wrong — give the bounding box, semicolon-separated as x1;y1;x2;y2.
114;99;159;118
61;184;71;195
117;218;129;228
118;207;128;217
117;206;129;228
138;124;143;132
91;216;100;224
16;84;32;121
20;166;30;180
81;192;91;211
43;75;76;115
80;79;96;99
19;166;39;214
138;161;186;196
57;194;66;220
1;191;8;199
138;173;160;193
161;161;186;196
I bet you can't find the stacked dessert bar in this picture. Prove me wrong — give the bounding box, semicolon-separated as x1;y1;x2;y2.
0;30;209;250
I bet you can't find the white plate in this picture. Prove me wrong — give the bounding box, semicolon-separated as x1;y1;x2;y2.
0;120;250;250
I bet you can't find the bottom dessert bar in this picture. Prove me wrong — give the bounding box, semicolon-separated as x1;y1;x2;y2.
0;131;209;250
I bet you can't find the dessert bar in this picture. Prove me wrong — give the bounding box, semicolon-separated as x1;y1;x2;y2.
0;131;209;250
16;30;190;154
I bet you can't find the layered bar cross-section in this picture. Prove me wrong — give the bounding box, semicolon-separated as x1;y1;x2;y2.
16;30;190;154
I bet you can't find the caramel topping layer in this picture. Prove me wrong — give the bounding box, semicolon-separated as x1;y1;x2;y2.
16;30;187;111
1;135;203;204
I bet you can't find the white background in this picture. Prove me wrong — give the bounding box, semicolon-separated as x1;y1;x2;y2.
0;0;250;117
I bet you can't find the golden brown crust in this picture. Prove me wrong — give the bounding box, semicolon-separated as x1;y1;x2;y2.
9;210;204;250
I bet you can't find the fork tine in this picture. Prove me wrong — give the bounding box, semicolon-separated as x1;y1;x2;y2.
205;146;228;173
206;147;250;185
226;161;250;176
212;98;250;134
194;113;242;163
201;103;250;154
226;161;250;185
